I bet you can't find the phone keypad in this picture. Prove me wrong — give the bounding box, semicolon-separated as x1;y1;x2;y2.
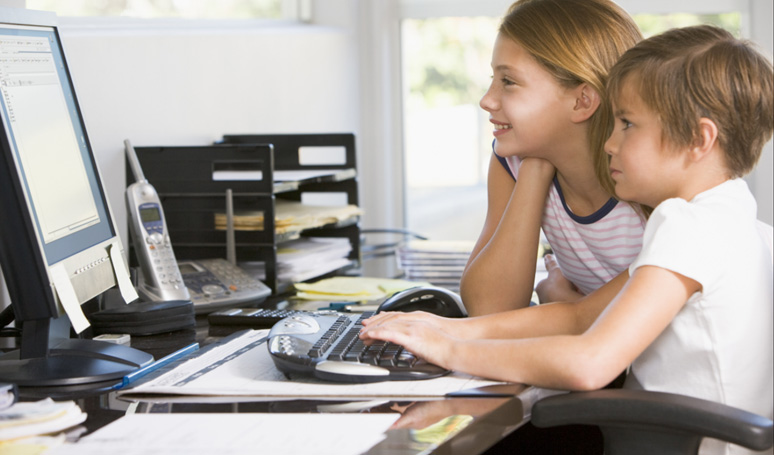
148;237;183;288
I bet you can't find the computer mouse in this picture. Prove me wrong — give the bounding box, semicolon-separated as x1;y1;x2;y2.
376;286;467;318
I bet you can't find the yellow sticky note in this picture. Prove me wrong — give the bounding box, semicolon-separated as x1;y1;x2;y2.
293;277;432;301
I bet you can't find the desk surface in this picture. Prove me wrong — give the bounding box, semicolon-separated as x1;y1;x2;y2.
16;309;536;455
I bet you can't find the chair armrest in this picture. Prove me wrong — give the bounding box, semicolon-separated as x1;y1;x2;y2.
531;389;773;451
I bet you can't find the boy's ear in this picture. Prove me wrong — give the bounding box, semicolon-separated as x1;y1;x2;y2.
571;84;601;123
690;118;720;162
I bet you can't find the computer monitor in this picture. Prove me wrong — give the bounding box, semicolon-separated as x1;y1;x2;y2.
0;7;152;388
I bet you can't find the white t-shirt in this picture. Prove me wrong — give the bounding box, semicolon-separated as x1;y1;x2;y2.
625;179;773;455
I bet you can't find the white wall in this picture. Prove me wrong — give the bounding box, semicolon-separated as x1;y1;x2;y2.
59;18;360;245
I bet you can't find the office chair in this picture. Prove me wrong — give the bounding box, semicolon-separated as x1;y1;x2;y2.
531;388;773;455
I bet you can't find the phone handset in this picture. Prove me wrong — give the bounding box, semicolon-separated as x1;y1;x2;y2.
124;139;191;302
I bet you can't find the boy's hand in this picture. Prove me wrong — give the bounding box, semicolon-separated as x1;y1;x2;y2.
359;312;456;369
361;310;447;331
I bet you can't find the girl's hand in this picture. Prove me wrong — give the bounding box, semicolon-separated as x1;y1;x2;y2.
359;313;456;369
519;157;556;181
535;254;583;303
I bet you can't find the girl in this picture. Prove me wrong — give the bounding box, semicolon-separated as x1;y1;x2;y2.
363;25;774;455
460;0;646;316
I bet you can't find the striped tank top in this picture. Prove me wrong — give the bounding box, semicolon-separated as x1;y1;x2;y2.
498;153;645;295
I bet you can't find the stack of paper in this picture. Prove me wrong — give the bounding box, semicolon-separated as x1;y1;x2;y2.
0;383;16;411
396;240;475;292
240;237;353;283
0;398;86;443
215;200;362;234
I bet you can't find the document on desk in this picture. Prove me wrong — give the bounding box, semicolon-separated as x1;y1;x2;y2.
50;413;398;455
117;329;510;400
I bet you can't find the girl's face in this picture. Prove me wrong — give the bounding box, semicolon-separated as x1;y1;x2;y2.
605;81;685;207
480;33;579;161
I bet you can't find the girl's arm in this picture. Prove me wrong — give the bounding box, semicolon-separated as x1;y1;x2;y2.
363;266;697;390
460;156;554;316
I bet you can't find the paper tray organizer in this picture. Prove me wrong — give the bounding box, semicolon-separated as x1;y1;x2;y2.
125;134;362;294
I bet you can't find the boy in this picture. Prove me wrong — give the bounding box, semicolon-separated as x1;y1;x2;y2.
604;25;773;455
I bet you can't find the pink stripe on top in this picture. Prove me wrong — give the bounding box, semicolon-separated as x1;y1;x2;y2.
504;155;645;295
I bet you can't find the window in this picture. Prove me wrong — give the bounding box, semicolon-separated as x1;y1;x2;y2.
402;16;498;240
401;6;744;241
25;0;288;19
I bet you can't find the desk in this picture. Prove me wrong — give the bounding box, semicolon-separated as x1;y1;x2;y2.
14;310;539;455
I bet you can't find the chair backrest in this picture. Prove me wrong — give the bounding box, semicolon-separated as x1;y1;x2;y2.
531;389;774;455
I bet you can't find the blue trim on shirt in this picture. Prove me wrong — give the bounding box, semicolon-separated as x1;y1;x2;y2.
492;149;618;225
552;176;619;224
495;152;516;180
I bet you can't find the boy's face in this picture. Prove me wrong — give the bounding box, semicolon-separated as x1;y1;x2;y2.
605;79;686;207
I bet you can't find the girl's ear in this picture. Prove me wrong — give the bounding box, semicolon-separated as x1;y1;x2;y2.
690;118;719;162
570;84;601;123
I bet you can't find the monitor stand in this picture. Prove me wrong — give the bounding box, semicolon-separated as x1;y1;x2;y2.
0;338;153;387
0;317;153;388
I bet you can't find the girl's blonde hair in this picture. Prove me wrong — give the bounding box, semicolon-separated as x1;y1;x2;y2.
500;0;642;200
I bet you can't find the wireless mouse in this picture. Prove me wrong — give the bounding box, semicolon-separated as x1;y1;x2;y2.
376;286;467;318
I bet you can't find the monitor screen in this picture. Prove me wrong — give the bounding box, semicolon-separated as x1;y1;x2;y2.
0;23;114;264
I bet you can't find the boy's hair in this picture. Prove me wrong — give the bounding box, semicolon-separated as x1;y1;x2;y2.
501;0;642;198
607;25;774;178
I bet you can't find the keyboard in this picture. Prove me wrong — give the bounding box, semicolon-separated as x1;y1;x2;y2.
267;312;450;383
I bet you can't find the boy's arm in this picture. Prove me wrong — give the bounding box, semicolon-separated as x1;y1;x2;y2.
362;267;696;389
364;269;629;344
449;266;698;389
460;269;630;340
460;156;554;316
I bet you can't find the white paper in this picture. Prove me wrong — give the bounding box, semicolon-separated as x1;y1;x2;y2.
0;399;86;441
50;263;90;334
118;330;508;399
109;242;139;303
49;413;398;455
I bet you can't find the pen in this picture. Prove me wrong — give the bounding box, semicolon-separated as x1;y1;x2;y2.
113;342;199;390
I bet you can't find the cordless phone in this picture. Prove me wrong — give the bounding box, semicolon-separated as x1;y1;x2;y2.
125;140;272;312
125;139;191;302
